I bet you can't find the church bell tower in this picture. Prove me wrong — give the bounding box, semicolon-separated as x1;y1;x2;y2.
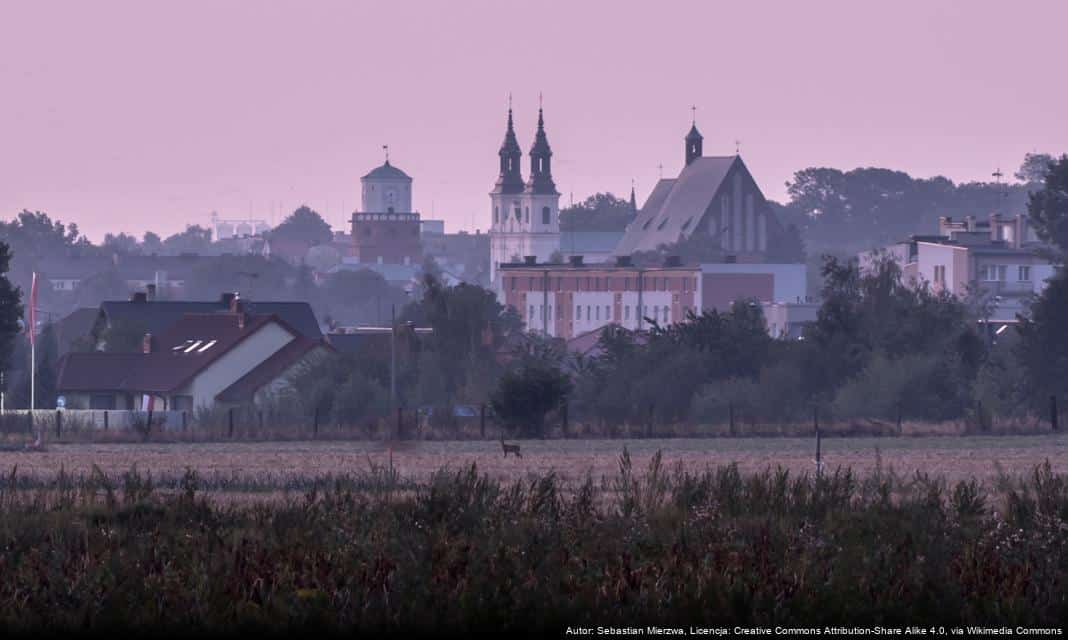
490;99;562;287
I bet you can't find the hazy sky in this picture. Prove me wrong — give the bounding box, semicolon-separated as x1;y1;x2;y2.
2;0;1065;242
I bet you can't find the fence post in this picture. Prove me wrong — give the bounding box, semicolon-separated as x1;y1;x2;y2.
896;402;902;434
728;401;735;436
561;401;568;439
1052;396;1059;432
27;411;33;437
147;410;153;438
104;410;109;431
480;403;486;439
313;407;319;437
258;410;264;433
181;410;187;431
396;407;403;440
228;407;234;438
56;410;62;440
646;403;654;439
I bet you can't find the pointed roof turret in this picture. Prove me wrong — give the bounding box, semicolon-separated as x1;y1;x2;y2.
526;97;557;195
494;100;524;195
685;107;704;166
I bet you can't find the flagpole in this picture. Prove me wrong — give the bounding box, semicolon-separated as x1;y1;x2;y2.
29;271;37;411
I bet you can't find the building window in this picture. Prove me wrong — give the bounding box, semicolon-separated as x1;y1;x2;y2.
933;265;946;285
624;278;630;290
595;277;601;290
585;277;591;290
595;306;600;321
606;277;612;289
529;305;535;321
524;207;529;222
576;306;581;321
542;207;551;225
514;207;521;220
605;305;611;320
625;305;630;320
510;278;516;291
1019;265;1031;281
586;305;591;320
528;277;534;289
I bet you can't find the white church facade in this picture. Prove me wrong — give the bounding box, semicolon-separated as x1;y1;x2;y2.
488;106;561;286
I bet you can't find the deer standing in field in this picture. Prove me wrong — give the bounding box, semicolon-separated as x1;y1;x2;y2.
500;436;521;458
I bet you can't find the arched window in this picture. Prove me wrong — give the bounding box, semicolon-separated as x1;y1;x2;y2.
387;207;394;213
525;207;529;222
542;207;550;225
494;207;499;223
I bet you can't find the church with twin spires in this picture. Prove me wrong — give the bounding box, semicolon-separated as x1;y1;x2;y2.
488;104;561;285
489;103;780;289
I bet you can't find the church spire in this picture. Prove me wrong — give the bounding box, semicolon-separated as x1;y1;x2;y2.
629;179;638;214
494;97;524;194
685;105;703;166
527;96;557;194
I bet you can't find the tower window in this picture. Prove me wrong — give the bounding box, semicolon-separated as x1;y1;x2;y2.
494;207;499;223
542;207;550;225
514;207;521;220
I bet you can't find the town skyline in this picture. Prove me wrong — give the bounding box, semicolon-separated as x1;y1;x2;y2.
2;0;1066;242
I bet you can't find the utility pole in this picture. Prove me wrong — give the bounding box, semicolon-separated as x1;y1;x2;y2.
390;304;396;410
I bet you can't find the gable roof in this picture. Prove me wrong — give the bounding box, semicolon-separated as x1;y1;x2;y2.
58;313;295;395
56;307;99;355
614;156;738;255
216;337;328;403
98;299;322;339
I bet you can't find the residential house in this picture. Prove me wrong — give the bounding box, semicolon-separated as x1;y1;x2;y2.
860;213;1056;323
57;310;331;411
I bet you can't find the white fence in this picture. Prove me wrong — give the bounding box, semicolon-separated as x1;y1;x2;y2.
0;409;191;433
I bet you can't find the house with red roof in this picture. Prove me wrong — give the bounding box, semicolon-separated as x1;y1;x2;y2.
56;309;331;411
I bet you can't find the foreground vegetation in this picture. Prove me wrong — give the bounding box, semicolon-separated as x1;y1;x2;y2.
1;456;1066;632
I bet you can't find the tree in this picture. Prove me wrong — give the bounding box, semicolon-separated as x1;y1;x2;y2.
271;206;333;247
1016;152;1055;184
491;363;571;437
103;232;140;255
73;269;130;308
1015;271;1068;410
141;231;163;255
163;225;213;254
559;193;636;232
1025;154;1068;259
0;241;24;384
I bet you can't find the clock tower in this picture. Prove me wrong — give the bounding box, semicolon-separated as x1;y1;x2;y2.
351;155;421;265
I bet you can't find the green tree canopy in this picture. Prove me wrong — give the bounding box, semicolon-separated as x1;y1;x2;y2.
1025;154;1068;259
271;206;333;246
0;241;24;379
559;193;635;232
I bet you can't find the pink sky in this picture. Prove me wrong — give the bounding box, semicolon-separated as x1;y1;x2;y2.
1;0;1065;242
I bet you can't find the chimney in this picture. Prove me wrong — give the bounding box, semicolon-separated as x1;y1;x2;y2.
142;333;153;353
146;284;157;300
663;255;682;268
523;255;537;266
615;255;633;267
130;292;148;303
568;255;584;267
220;292;236;307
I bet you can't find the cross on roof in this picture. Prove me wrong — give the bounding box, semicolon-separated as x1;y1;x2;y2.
691;105;696;125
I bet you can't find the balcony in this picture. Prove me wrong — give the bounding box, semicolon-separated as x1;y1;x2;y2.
978;280;1034;296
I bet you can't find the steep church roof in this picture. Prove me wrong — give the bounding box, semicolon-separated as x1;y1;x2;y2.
614;156;739;255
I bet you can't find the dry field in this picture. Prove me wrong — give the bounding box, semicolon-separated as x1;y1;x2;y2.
2;433;1067;492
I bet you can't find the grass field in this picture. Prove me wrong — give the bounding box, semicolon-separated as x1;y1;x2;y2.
2;433;1066;492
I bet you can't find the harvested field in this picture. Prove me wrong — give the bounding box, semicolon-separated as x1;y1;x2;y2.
2;433;1066;491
